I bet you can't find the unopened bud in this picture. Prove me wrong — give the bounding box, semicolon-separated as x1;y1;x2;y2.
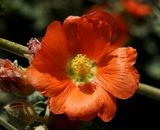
26;38;41;62
3;100;37;129
0;59;34;96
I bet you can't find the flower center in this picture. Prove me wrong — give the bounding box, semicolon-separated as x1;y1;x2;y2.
67;54;96;85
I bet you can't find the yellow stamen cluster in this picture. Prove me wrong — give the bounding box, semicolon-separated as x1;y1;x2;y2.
67;54;96;85
71;54;92;77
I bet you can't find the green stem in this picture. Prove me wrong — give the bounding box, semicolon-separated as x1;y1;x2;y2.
44;103;50;124
137;83;160;101
0;38;28;58
0;38;160;101
0;117;18;130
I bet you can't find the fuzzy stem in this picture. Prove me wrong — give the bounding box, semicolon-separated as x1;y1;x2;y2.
0;38;28;58
44;103;50;124
0;38;160;101
137;83;160;101
0;117;18;130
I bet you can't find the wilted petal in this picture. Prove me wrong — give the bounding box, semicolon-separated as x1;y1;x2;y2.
0;59;34;95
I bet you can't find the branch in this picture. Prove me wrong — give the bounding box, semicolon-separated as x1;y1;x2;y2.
0;38;28;58
0;117;18;130
137;83;160;101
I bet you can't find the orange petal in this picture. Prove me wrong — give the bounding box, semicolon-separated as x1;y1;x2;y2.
26;65;70;97
77;11;114;62
64;83;105;121
49;82;74;114
32;21;70;79
98;89;117;122
97;47;139;99
63;16;81;55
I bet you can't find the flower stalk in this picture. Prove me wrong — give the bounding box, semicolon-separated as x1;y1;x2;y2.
0;117;18;130
0;38;28;58
44;104;50;123
137;83;160;101
0;37;160;101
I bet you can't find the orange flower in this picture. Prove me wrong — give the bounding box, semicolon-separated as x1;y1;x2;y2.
26;11;139;122
123;0;151;17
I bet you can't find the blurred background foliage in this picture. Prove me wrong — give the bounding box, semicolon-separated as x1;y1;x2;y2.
0;0;160;130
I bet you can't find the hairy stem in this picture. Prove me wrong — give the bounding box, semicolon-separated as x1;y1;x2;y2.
44;103;50;123
137;83;160;101
0;38;28;58
0;117;18;130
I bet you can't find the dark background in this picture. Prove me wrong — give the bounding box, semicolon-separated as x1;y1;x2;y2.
0;0;160;130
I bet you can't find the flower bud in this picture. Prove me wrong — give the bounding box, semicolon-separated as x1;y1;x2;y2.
0;59;34;96
3;100;37;129
25;38;41;62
